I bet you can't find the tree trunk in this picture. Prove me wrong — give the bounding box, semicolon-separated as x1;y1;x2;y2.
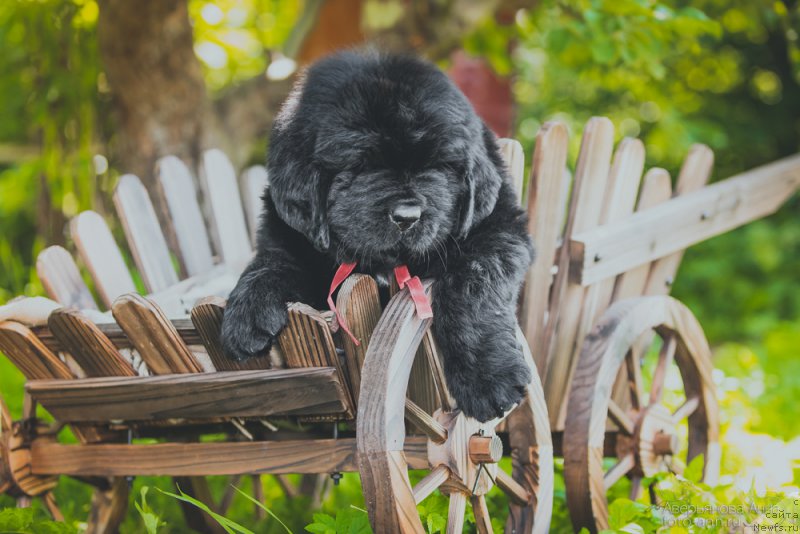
96;0;208;189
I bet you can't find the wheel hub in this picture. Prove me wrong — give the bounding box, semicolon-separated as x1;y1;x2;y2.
427;410;500;496
635;404;678;477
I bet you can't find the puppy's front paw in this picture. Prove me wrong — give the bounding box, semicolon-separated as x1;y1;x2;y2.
445;336;532;423
221;287;287;361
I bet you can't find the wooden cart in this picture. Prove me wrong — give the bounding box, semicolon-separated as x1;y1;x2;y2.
1;117;798;533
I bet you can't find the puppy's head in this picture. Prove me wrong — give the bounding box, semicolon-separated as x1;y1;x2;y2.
268;51;504;266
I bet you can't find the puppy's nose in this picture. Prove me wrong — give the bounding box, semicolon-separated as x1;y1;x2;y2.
390;204;421;232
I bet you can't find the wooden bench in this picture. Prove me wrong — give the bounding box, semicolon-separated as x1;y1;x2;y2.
0;117;798;534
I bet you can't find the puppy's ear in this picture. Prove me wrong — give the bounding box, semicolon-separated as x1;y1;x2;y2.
266;71;331;252
269;160;331;252
456;124;503;238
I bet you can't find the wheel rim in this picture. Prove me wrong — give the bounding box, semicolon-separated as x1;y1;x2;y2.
357;286;553;533
563;296;719;533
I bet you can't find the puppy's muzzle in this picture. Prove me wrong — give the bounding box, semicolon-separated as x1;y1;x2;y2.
390;203;421;232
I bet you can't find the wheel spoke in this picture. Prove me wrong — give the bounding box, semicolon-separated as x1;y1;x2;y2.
446;492;467;534
625;347;645;410
672;396;700;422
495;470;531;506
422;331;455;412
607;400;635;435
42;493;64;522
649;335;677;406
603;453;635;490
219;474;243;515
404;399;448;444
412;465;450;504
471;495;493;534
629;476;643;501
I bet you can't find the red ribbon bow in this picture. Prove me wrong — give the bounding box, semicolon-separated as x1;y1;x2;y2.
327;262;433;346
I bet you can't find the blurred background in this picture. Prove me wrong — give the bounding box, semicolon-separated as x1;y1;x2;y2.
0;0;798;532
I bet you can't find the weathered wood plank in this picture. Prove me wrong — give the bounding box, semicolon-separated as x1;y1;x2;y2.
26;368;349;422
542;117;615;425
70;211;137;308
31;319;201;353
36;246;98;310
47;308;137;377
643;144;714;296
335;274;381;404
30;436;429;477
498;137;525;203
569;152;800;286
156;156;215;277
611;168;672;301
111;294;204;374
190;296;272;371
518;122;570;376
553;138;645;428
0;321;107;443
199;149;252;265
0;321;74;380
113;174;179;293
240;165;268;244
278;303;355;418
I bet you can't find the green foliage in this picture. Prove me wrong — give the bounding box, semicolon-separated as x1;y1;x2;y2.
304;509;370;534
134;487;168;534
0;507;77;533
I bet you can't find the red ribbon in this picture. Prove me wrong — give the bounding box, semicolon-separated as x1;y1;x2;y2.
327;262;433;346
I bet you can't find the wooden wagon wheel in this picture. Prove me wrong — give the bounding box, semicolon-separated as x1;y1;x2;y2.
563;296;720;533
357;284;553;533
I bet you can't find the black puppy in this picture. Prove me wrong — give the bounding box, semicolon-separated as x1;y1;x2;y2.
221;51;534;422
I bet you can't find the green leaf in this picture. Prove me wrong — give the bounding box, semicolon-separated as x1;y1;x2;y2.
158;486;255;534
684;454;705;483
233;486;293;533
426;512;446;533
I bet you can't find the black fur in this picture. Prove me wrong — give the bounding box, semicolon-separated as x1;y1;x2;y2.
221;51;534;422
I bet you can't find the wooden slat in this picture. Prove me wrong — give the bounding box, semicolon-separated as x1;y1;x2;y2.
570;152;800;286
278;303;355;418
0;321;107;443
71;211;137;308
542;117;615;424
36;246;97;310
551;138;645;428
199;149;253;265
240;165;268;244
32;319;201;353
47;309;137;377
0;321;74;380
336;274;381;403
519;122;570;375
498;138;525;203
612;168;672;301
30;436;429;477
111;294;204;374
157;156;215;277
190;296;272;371
643;144;714;296
113;174;179;293
26;368;348;422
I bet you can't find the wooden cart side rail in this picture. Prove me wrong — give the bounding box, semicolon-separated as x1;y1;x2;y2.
25;368;349;423
29;437;429;477
569;153;800;286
